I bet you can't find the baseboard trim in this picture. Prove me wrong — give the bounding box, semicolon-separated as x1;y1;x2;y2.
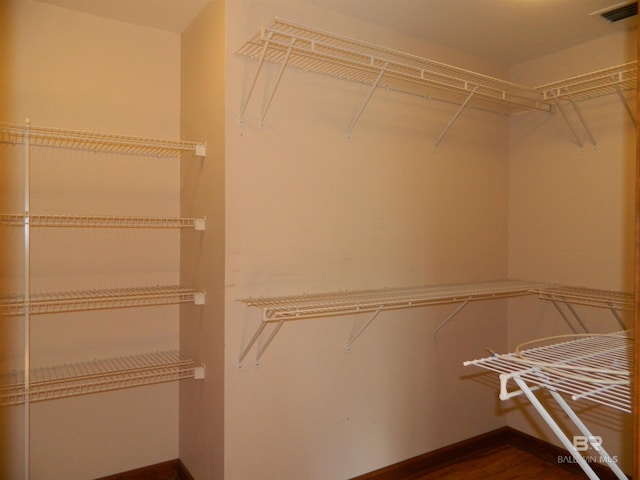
94;458;195;480
350;426;629;480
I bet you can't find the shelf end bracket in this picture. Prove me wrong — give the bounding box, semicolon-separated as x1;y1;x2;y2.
346;63;388;139
434;86;478;149
432;299;469;339
346;308;382;350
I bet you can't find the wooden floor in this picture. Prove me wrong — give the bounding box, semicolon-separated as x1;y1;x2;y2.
410;443;594;480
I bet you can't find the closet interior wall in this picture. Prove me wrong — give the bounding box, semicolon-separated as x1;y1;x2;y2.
507;29;637;473
2;1;184;478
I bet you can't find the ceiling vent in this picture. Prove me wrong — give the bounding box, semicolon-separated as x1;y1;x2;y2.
591;1;638;22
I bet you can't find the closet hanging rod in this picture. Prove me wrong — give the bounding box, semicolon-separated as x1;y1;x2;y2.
0;285;206;316
1;350;205;406
0;122;207;158
0;213;206;230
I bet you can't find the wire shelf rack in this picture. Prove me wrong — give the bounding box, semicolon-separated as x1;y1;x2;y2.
1;350;204;406
532;285;633;311
1;286;205;316
535;62;637;102
465;331;632;413
240;279;546;321
0;122;207;157
0;213;206;230
236;18;550;116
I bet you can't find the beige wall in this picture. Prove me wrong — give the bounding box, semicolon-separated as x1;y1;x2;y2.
3;1;183;478
506;30;637;474
210;1;511;479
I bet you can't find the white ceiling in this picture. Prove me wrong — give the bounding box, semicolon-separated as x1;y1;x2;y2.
36;0;637;65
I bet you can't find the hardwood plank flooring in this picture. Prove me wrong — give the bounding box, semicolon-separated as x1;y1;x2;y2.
408;443;588;480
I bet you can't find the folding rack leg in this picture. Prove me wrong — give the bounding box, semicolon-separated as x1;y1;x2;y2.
433;86;478;149
260;38;296;126
511;376;602;480
346;308;382;351
346;62;388;139
432;300;469;339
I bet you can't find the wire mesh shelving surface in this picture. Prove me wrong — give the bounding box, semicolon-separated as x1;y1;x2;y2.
532;285;634;311
240;280;548;321
0;213;205;230
465;331;632;413
0;122;206;157
535;62;637;102
236;18;551;115
1;286;205;316
1;350;201;406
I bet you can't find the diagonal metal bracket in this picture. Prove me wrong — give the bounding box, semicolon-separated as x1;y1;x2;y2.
613;81;637;126
434;85;478;149
239;31;273;125
432;300;470;339
550;91;596;148
260;38;297;126
346;308;382;351
346;62;389;139
238;309;285;367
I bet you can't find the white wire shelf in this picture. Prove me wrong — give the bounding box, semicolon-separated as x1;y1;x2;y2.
0;121;207;158
236;18;551;119
533;285;634;311
1;286;205;316
240;279;546;322
0;213;206;230
464;331;632;413
1;350;205;406
238;280;547;365
535;62;637;102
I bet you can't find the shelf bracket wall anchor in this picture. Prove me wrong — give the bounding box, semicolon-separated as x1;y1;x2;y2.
432;299;469;339
239;31;273;125
260;38;297;127
346;308;382;351
434;85;478;149
346;62;388;139
613;81;637;126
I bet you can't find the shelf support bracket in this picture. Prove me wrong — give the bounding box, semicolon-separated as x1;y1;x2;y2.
346;308;382;351
432;299;469;339
566;95;596;146
563;301;589;333
609;304;626;329
238;320;268;367
550;300;578;333
260;38;297;127
239;32;273;125
434;86;478;149
552;96;584;148
613;82;637;126
346;62;388;139
255;318;285;364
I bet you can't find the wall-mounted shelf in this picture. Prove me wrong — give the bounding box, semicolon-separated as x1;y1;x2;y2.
238;279;547;366
534;62;638;148
0;213;206;230
236;18;550;143
0;122;207;158
1;286;205;316
532;285;633;333
465;331;632;479
1;350;205;406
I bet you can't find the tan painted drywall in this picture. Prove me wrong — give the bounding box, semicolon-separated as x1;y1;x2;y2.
2;1;183;478
506;30;637;474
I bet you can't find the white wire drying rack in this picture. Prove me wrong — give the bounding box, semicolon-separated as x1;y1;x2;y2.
238;279;547;365
236;18;550;143
464;331;632;480
1;286;205;316
1;350;205;406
